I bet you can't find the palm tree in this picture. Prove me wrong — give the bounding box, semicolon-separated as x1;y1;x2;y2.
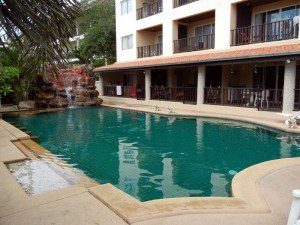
0;0;81;67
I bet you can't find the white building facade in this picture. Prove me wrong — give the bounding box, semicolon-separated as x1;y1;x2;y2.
95;0;300;112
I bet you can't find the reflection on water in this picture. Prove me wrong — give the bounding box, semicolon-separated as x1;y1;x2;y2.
5;107;300;201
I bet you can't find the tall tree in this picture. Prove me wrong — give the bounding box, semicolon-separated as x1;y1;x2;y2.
76;0;116;66
0;0;81;68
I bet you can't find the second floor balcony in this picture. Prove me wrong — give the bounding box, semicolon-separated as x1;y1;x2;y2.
137;43;163;58
173;0;198;8
174;34;215;53
137;0;162;20
231;19;298;46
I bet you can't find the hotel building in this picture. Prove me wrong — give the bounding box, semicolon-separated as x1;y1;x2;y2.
94;0;300;112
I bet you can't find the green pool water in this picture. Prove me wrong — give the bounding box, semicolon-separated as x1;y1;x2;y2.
5;107;300;201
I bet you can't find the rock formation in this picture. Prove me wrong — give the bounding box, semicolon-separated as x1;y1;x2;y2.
35;65;103;108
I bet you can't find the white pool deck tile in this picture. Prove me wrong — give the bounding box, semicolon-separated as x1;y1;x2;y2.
0;104;300;225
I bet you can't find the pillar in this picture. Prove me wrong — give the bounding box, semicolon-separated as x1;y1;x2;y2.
298;21;300;40
96;75;104;96
162;0;174;56
197;65;206;105
215;2;233;49
145;70;151;101
167;68;174;88
283;61;296;112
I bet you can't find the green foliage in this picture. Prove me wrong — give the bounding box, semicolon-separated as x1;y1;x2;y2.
0;47;37;102
77;0;116;66
91;58;106;68
0;66;20;98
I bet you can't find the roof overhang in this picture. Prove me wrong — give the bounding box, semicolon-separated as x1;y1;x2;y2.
93;43;300;73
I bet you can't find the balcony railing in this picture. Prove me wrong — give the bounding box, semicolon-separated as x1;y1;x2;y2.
204;87;283;110
103;85;145;99
137;0;162;20
294;89;300;111
173;0;198;8
231;19;298;46
150;86;197;104
137;43;163;58
173;34;215;53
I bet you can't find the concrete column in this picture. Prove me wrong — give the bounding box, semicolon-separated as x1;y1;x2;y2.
162;0;174;56
283;61;296;112
167;69;174;88
298;22;300;40
145;70;151;101
96;75;104;96
197;65;206;105
215;2;233;50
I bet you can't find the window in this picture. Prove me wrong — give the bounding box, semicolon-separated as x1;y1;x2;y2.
254;5;300;26
157;35;163;43
254;5;299;41
281;6;297;20
121;0;132;15
195;23;215;37
121;34;133;50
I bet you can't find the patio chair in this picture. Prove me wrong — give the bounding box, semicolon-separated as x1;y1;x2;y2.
152;85;161;99
161;85;170;100
206;86;220;104
255;89;270;109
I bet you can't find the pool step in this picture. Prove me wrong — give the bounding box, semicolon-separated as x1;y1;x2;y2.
30;136;40;142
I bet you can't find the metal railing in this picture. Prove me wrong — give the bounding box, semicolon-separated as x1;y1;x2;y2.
150;86;197;104
137;0;162;20
103;85;144;99
204;87;283;110
294;89;300;111
137;43;163;58
231;19;297;46
173;0;198;8
173;34;215;53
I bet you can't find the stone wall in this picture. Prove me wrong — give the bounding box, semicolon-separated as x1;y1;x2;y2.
35;65;103;108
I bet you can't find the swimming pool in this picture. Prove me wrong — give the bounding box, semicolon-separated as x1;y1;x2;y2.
5;107;300;201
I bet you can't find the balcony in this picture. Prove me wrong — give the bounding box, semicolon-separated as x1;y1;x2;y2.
174;34;214;53
103;85;145;99
173;0;198;8
150;86;197;104
204;87;283;111
231;19;298;46
137;43;162;58
137;0;162;20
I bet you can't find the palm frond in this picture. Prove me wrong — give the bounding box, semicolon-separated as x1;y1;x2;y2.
0;0;81;70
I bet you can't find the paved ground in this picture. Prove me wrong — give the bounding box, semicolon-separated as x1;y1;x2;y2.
0;102;300;225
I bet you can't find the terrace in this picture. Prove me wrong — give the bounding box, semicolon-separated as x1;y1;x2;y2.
173;0;198;8
136;0;163;20
231;1;299;46
137;25;163;58
173;11;215;54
